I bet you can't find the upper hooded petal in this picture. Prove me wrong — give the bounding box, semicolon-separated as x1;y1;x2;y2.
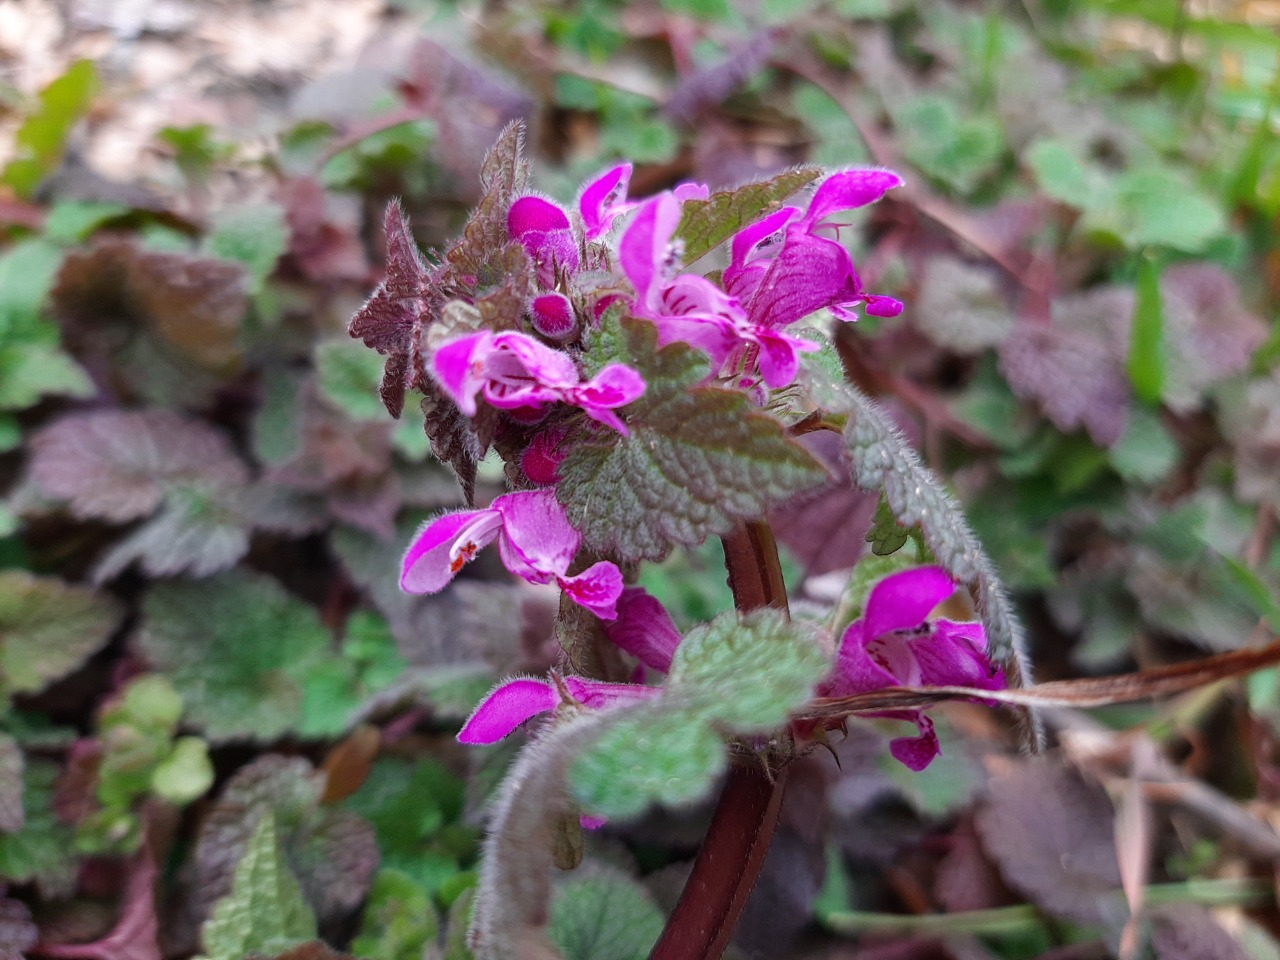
620;193;682;312
579;163;633;241
802;169;903;228
457;677;558;743
493;489;581;582
401;507;501;593
433;331;494;416
863;566;959;642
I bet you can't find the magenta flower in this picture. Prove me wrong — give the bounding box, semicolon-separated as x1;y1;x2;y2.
579;163;634;241
529;292;577;340
820;566;1005;771
508;195;580;285
619;194;818;389
401;489;624;619
457;586;681;744
433;329;645;434
724;169;904;328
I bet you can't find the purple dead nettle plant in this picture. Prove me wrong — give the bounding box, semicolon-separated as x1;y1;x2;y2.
349;124;1024;960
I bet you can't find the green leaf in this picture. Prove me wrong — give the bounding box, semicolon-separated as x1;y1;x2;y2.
1;60;98;198
0;571;124;700
0;239;64;337
675;168;822;264
0;760;78;896
1129;254;1166;405
350;868;439;960
1108;405;1178;483
667;609;831;730
43;201;129;244
204;203;289;294
571;705;727;819
549;870;665;960
1026;139;1109;210
315;338;389;421
897;95;1003;195
866;497;911;556
151;737;215;805
0;734;22;834
137;569;333;742
199;814;318;960
0;342;94;411
559;316;826;562
1110;167;1227;252
197;755;379;928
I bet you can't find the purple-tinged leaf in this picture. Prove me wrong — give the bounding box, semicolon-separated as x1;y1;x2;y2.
29;410;248;523
974;760;1124;928
0;896;37;960
196;755;378;929
0;571;124;699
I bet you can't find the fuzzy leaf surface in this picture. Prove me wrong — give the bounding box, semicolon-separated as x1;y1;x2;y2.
199;814;317;960
29;410;248;523
558;317;826;562
196;755;379;928
137;570;332;742
549;870;665;960
675;167;821;264
0;571;123;699
667;609;830;730
0;736;20;834
0;760;77;897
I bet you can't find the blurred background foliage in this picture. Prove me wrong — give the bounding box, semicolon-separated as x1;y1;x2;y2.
0;0;1279;957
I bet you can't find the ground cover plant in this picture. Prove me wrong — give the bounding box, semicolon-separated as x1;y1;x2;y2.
1;1;1280;958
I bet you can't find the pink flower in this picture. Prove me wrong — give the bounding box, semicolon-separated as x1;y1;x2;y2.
457;586;681;744
619;194;818;389
579;164;634;241
724;169;904;328
508;195;580;286
433;329;645;434
401;489;624;619
820;566;1005;771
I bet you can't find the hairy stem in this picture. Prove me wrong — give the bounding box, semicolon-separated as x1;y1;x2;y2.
648;519;789;960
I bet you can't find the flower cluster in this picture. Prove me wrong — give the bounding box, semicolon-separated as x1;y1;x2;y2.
383;144;1006;773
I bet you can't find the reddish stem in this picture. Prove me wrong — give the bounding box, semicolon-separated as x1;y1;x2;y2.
648;520;790;960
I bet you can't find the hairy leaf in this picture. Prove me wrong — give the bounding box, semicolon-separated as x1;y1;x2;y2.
137;570;332;742
0;342;93;411
559;317;826;562
0;570;123;699
315;338;389;422
549;869;665;960
196;755;378;928
0;760;77;897
198;815;317;960
835;383;1028;670
668;609;830;730
348;200;430;419
29;410;248;523
675;167;821;264
571;706;727;820
865;497;911;556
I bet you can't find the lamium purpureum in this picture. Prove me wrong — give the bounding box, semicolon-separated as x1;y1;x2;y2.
348;124;1016;960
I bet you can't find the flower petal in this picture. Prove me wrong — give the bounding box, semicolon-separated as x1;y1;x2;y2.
865;294;904;318
494;489;580;582
803;169;903;227
619;193;682;311
570;364;646;436
508;195;572;237
558;560;625;619
432;331;493;416
579;163;633;240
752;327;819;389
888;711;941;771
601;587;682;673
727;206;799;280
401;508;500;593
919;620;1006;690
823;618;900;697
458;677;558;743
521;425;568;486
563;675;660;708
863;566;959;641
743;226;861;329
